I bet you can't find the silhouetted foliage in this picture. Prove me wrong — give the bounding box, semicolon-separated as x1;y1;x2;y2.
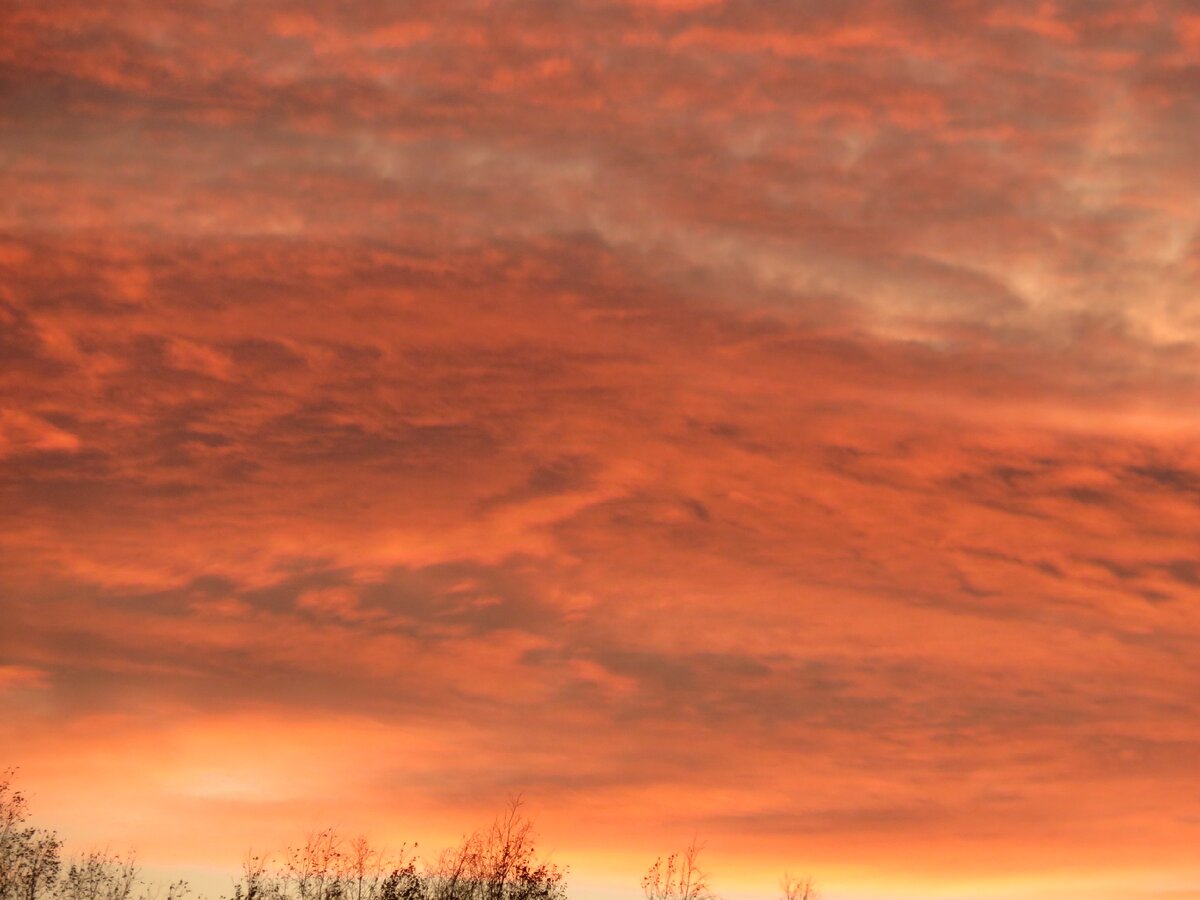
0;769;62;900
2;770;814;900
54;851;139;900
426;798;565;900
641;841;713;900
230;833;419;900
640;842;819;900
376;863;422;900
224;799;563;900
1;772;189;900
779;873;818;900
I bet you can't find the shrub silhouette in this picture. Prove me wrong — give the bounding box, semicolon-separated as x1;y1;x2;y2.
779;874;818;900
641;841;818;900
1;770;813;900
640;841;712;900
1;771;190;900
1;769;62;900
426;798;565;900
225;798;564;900
231;830;420;900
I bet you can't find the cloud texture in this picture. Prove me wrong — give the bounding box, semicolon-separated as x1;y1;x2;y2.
3;2;1200;898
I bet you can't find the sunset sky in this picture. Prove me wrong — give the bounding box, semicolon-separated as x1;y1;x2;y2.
3;2;1200;898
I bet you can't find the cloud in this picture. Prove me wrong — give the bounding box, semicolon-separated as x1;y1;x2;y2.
2;2;1200;898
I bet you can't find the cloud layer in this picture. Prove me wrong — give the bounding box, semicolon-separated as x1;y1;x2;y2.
3;2;1200;898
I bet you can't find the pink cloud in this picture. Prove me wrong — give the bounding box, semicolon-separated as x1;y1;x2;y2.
2;2;1200;898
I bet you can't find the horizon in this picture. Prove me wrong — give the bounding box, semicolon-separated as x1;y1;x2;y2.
4;1;1200;898
12;772;1200;900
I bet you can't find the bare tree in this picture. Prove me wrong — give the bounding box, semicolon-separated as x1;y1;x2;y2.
141;881;190;900
5;765;824;900
18;833;62;900
0;770;62;900
641;841;714;900
231;832;420;900
0;770;32;899
231;852;283;900
54;850;138;900
779;873;818;900
342;835;419;900
285;830;345;900
426;799;565;900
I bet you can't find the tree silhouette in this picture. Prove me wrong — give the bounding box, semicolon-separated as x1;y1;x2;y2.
230;833;418;900
54;851;139;900
0;769;62;900
779;873;818;900
641;841;714;900
1;771;189;900
2;768;816;900
427;798;565;900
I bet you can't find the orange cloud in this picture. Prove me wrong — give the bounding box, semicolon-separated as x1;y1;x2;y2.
2;2;1200;899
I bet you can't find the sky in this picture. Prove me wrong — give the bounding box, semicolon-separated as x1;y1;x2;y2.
2;1;1200;898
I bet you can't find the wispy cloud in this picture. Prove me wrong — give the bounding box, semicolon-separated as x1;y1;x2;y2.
2;2;1200;898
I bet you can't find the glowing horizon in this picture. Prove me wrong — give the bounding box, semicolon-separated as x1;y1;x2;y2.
3;1;1200;898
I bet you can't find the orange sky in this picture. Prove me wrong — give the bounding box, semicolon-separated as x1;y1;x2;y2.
2;2;1200;898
